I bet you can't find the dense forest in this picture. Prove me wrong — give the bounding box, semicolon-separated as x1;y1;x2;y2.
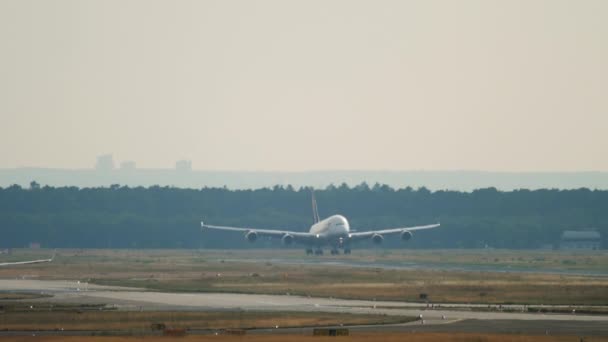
0;182;606;249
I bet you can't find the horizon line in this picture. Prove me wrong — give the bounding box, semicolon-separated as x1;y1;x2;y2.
1;167;608;174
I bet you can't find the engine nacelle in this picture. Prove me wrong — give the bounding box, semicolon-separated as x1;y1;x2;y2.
401;230;413;241
372;233;384;244
282;234;294;245
245;231;258;242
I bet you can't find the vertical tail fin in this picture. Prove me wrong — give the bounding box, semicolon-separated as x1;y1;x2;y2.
311;191;320;224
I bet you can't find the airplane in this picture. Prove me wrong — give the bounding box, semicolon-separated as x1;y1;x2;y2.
0;250;56;266
201;193;439;255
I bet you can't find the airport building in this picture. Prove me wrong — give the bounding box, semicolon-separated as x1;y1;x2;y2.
559;230;601;250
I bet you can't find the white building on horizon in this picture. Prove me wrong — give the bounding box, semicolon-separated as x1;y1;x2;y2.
95;154;114;171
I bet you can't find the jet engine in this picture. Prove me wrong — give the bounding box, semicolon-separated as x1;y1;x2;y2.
245;231;258;242
282;234;294;245
401;230;413;241
372;233;384;244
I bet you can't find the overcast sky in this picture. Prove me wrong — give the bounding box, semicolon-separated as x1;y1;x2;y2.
1;0;606;171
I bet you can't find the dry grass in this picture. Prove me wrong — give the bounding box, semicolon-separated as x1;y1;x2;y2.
0;311;410;331
0;292;50;300
2;333;608;342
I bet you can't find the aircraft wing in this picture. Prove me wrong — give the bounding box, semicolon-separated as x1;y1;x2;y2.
201;222;316;243
348;223;440;241
0;250;56;266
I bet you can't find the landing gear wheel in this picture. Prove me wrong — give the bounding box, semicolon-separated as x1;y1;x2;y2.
344;249;351;254
330;249;339;255
306;249;313;255
314;249;323;255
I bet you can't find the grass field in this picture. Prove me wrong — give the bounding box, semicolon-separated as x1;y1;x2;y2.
0;292;50;300
2;333;607;342
0;310;412;331
1;249;607;305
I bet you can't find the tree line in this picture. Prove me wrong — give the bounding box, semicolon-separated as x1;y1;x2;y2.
0;182;606;249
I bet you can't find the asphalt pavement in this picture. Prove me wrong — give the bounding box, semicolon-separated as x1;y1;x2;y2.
1;279;607;323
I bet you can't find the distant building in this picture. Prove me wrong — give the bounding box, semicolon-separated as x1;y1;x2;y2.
560;230;601;250
175;160;192;171
29;242;41;249
120;161;136;170
95;154;115;171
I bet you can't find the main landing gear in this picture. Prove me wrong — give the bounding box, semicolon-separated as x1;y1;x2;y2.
306;247;352;255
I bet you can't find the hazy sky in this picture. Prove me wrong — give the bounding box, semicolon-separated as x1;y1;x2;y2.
1;0;607;171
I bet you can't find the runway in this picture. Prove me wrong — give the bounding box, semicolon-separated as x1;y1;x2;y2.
1;278;608;336
2;279;607;323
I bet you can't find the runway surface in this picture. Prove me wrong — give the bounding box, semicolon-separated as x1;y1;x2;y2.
2;279;608;336
2;279;607;323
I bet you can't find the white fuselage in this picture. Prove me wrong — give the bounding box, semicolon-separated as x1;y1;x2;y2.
309;215;350;238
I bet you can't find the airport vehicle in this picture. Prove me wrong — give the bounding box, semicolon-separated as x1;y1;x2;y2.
201;194;439;255
0;250;55;266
